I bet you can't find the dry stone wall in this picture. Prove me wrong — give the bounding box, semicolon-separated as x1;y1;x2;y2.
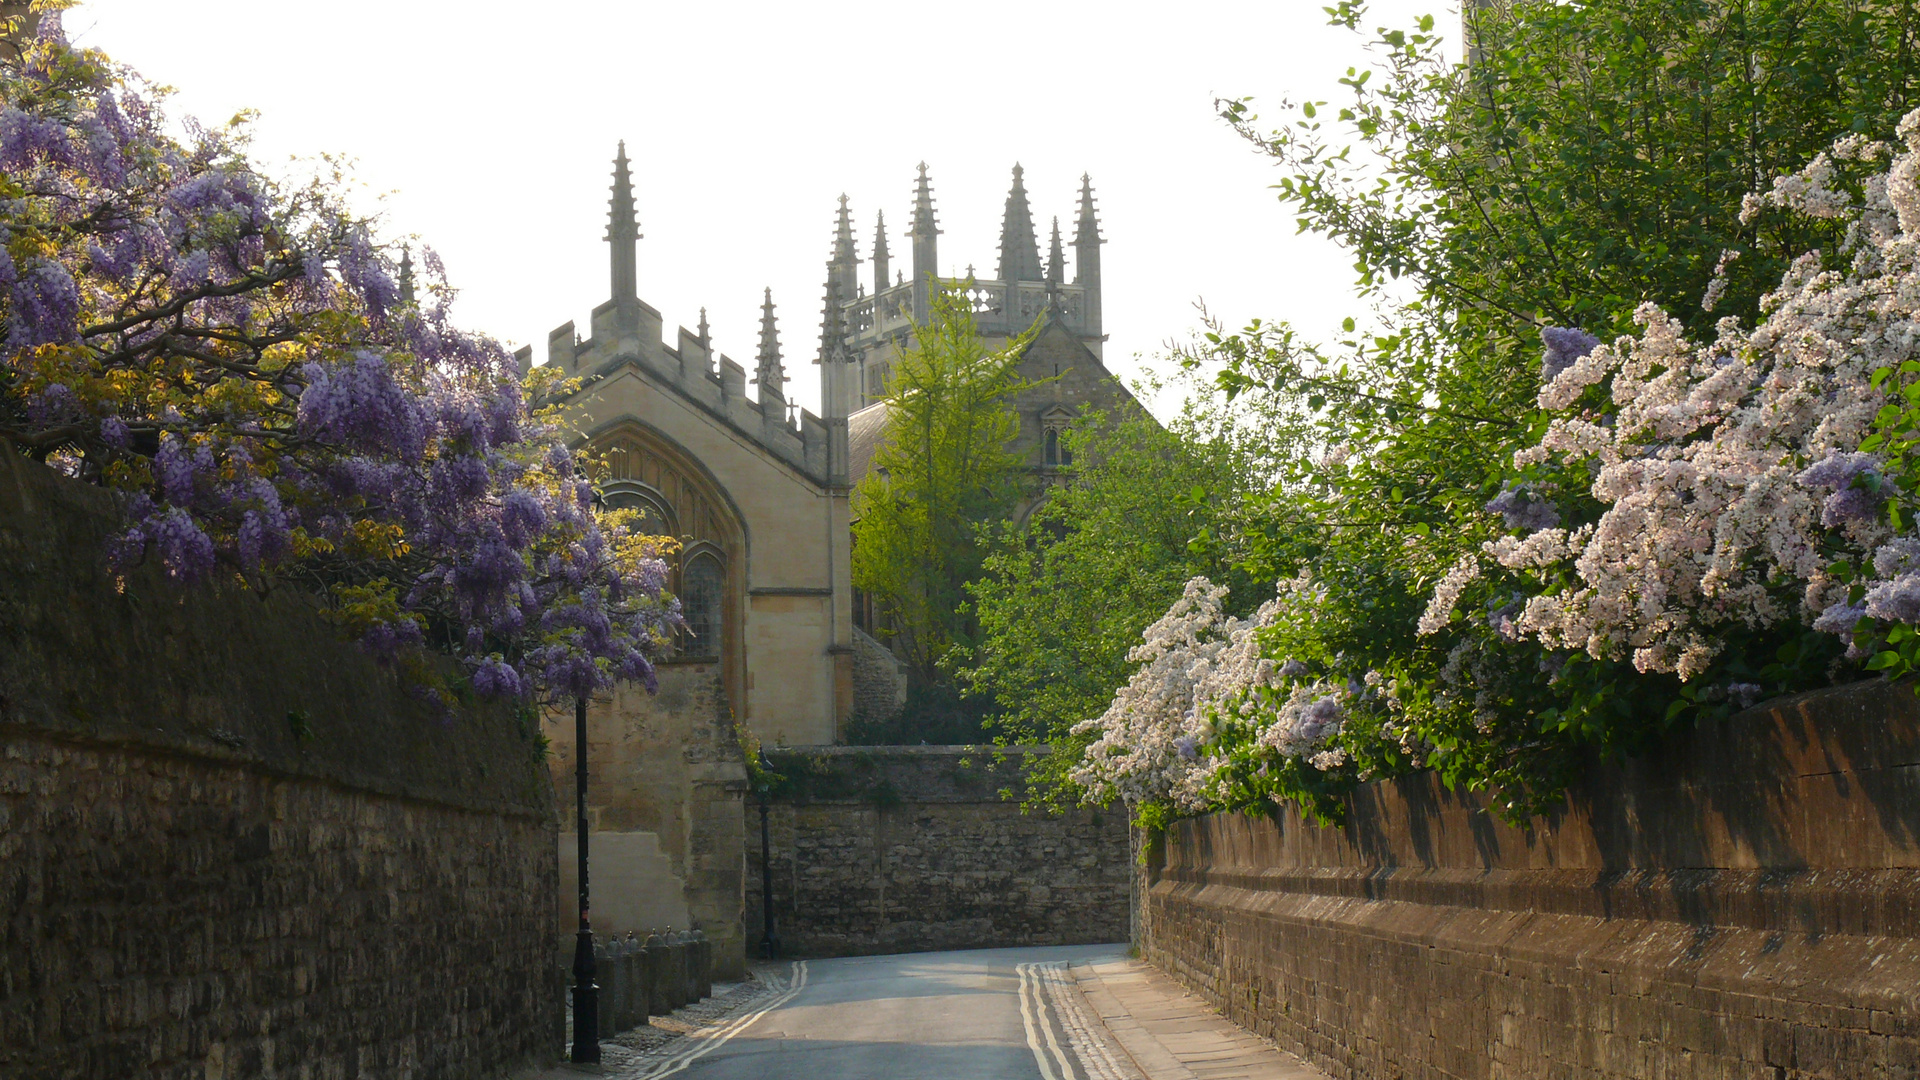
1139;678;1920;1080
0;450;561;1080
745;746;1130;957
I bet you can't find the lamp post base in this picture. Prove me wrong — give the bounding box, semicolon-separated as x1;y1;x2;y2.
570;925;600;1063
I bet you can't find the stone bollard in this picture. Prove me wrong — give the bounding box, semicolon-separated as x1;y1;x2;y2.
644;931;672;1017
664;930;689;1011
679;930;701;1003
613;938;635;1032
594;941;618;1037
623;934;647;1029
692;929;712;1000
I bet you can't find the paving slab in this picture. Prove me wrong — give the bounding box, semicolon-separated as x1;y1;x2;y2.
1072;955;1328;1080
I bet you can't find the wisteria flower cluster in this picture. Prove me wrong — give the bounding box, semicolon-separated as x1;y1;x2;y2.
0;19;676;704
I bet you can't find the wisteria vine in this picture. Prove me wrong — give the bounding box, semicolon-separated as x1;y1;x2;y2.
0;18;676;705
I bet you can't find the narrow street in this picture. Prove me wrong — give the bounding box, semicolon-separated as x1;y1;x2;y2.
626;945;1128;1080
574;944;1325;1080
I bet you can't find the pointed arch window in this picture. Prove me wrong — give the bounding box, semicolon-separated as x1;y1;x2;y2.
601;482;673;538
1041;406;1075;469
681;550;724;662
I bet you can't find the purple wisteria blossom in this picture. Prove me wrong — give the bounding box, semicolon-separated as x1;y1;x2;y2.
0;19;676;706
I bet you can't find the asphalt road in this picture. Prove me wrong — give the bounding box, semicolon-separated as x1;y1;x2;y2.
633;944;1138;1080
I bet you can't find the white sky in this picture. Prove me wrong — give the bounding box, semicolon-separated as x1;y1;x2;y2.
71;0;1450;419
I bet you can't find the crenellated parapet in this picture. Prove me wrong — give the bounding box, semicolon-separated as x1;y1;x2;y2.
545;293;832;486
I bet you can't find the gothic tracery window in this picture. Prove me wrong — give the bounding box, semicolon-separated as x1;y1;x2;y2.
681;551;724;661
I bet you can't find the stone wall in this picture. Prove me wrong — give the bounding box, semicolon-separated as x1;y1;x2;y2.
746;746;1130;957
850;626;906;724
544;666;748;979
1139;679;1920;1080
0;450;560;1080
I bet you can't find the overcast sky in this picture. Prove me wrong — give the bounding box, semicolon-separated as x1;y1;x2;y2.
71;0;1451;418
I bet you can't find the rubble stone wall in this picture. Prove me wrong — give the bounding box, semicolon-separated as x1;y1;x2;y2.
1140;679;1920;1080
0;451;560;1080
746;746;1131;957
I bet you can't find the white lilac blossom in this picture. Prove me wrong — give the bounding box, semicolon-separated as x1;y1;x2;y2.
1417;555;1481;636
1071;576;1349;811
1426;111;1920;679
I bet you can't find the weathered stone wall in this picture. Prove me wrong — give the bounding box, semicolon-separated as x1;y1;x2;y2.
746;746;1130;957
544;666;748;979
850;626;906;724
0;450;560;1080
1140;679;1920;1080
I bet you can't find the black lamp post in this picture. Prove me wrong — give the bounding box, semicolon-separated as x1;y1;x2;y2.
756;749;780;960
570;695;600;1063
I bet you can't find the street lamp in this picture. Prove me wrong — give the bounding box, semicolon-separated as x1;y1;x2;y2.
570;695;600;1063
756;749;780;960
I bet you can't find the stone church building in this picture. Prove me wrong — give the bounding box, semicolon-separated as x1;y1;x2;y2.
539;146;1135;975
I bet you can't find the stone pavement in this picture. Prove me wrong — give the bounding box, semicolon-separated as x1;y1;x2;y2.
1071;954;1328;1080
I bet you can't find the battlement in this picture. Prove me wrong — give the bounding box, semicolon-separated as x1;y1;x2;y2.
546;299;829;485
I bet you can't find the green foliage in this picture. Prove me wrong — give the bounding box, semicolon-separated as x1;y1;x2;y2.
842;681;995;746
851;285;1037;684
1160;0;1920;821
965;384;1296;807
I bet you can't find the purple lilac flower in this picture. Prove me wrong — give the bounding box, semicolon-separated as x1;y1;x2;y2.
1812;602;1866;636
1174;736;1198;761
1727;683;1765;710
1540;327;1600;382
1278;659;1309;679
1485;486;1561;531
1865;574;1920;625
1298;696;1345;742
1797;452;1888;527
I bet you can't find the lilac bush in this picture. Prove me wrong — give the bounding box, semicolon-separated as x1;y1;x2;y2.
0;18;675;704
1079;109;1920;824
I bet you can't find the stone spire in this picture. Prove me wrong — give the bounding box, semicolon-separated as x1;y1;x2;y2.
830;194;859;303
697;307;711;356
817;267;849;367
996;164;1042;284
1046;216;1065;286
397;247;415;306
754;287;785;402
910;162;940;322
871;209;891;296
817;267;852;483
1074;173;1104;337
607;141;641;303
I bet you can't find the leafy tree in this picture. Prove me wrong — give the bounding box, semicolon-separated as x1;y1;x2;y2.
0;14;676;705
1079;0;1920;823
851;285;1034;685
964;385;1295;805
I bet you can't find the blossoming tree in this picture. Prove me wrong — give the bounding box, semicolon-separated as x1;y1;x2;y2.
0;16;676;706
1080;111;1920;825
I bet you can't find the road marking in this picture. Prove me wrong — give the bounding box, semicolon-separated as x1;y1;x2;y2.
1034;963;1135;1080
635;961;809;1079
1017;963;1064;1080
